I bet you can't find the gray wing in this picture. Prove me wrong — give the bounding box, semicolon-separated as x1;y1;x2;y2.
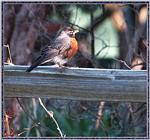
26;34;70;72
50;33;71;54
40;34;71;61
26;48;59;72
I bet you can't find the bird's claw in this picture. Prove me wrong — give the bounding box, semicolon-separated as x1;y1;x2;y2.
57;63;68;69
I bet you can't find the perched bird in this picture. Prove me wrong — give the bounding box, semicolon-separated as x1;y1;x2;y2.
26;27;79;72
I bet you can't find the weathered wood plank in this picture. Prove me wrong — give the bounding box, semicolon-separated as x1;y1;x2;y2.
3;65;147;102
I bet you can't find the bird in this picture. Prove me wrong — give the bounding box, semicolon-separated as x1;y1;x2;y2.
26;27;79;72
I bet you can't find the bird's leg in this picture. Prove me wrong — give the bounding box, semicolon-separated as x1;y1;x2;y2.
57;63;67;72
58;63;64;68
57;63;68;69
57;63;65;68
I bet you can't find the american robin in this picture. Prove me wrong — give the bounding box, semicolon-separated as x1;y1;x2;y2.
26;27;79;72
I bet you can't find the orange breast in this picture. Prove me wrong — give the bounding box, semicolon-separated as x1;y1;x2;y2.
66;38;78;59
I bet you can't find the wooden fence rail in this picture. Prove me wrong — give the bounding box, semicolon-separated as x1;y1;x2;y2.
3;65;147;102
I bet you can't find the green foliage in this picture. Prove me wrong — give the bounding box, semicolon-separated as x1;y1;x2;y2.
16;100;135;137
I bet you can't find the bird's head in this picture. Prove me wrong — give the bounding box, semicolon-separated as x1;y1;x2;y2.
62;27;79;38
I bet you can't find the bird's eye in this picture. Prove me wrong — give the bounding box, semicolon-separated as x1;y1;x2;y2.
69;31;73;35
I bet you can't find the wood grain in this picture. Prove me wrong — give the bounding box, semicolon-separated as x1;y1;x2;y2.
3;65;147;102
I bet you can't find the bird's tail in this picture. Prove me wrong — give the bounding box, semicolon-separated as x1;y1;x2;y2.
26;62;41;72
26;56;45;72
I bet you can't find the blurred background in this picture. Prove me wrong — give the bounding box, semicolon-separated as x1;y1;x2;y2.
3;2;148;137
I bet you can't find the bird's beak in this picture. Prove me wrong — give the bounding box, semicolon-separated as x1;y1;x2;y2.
74;30;79;34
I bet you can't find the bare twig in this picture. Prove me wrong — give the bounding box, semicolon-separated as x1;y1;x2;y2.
87;9;112;31
4;112;11;137
17;98;36;123
4;45;13;63
95;101;105;130
52;4;57;16
96;44;108;57
113;58;132;70
100;119;109;136
32;99;41;137
38;98;64;137
16;98;41;133
18;122;40;136
4;44;14;65
90;11;95;57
